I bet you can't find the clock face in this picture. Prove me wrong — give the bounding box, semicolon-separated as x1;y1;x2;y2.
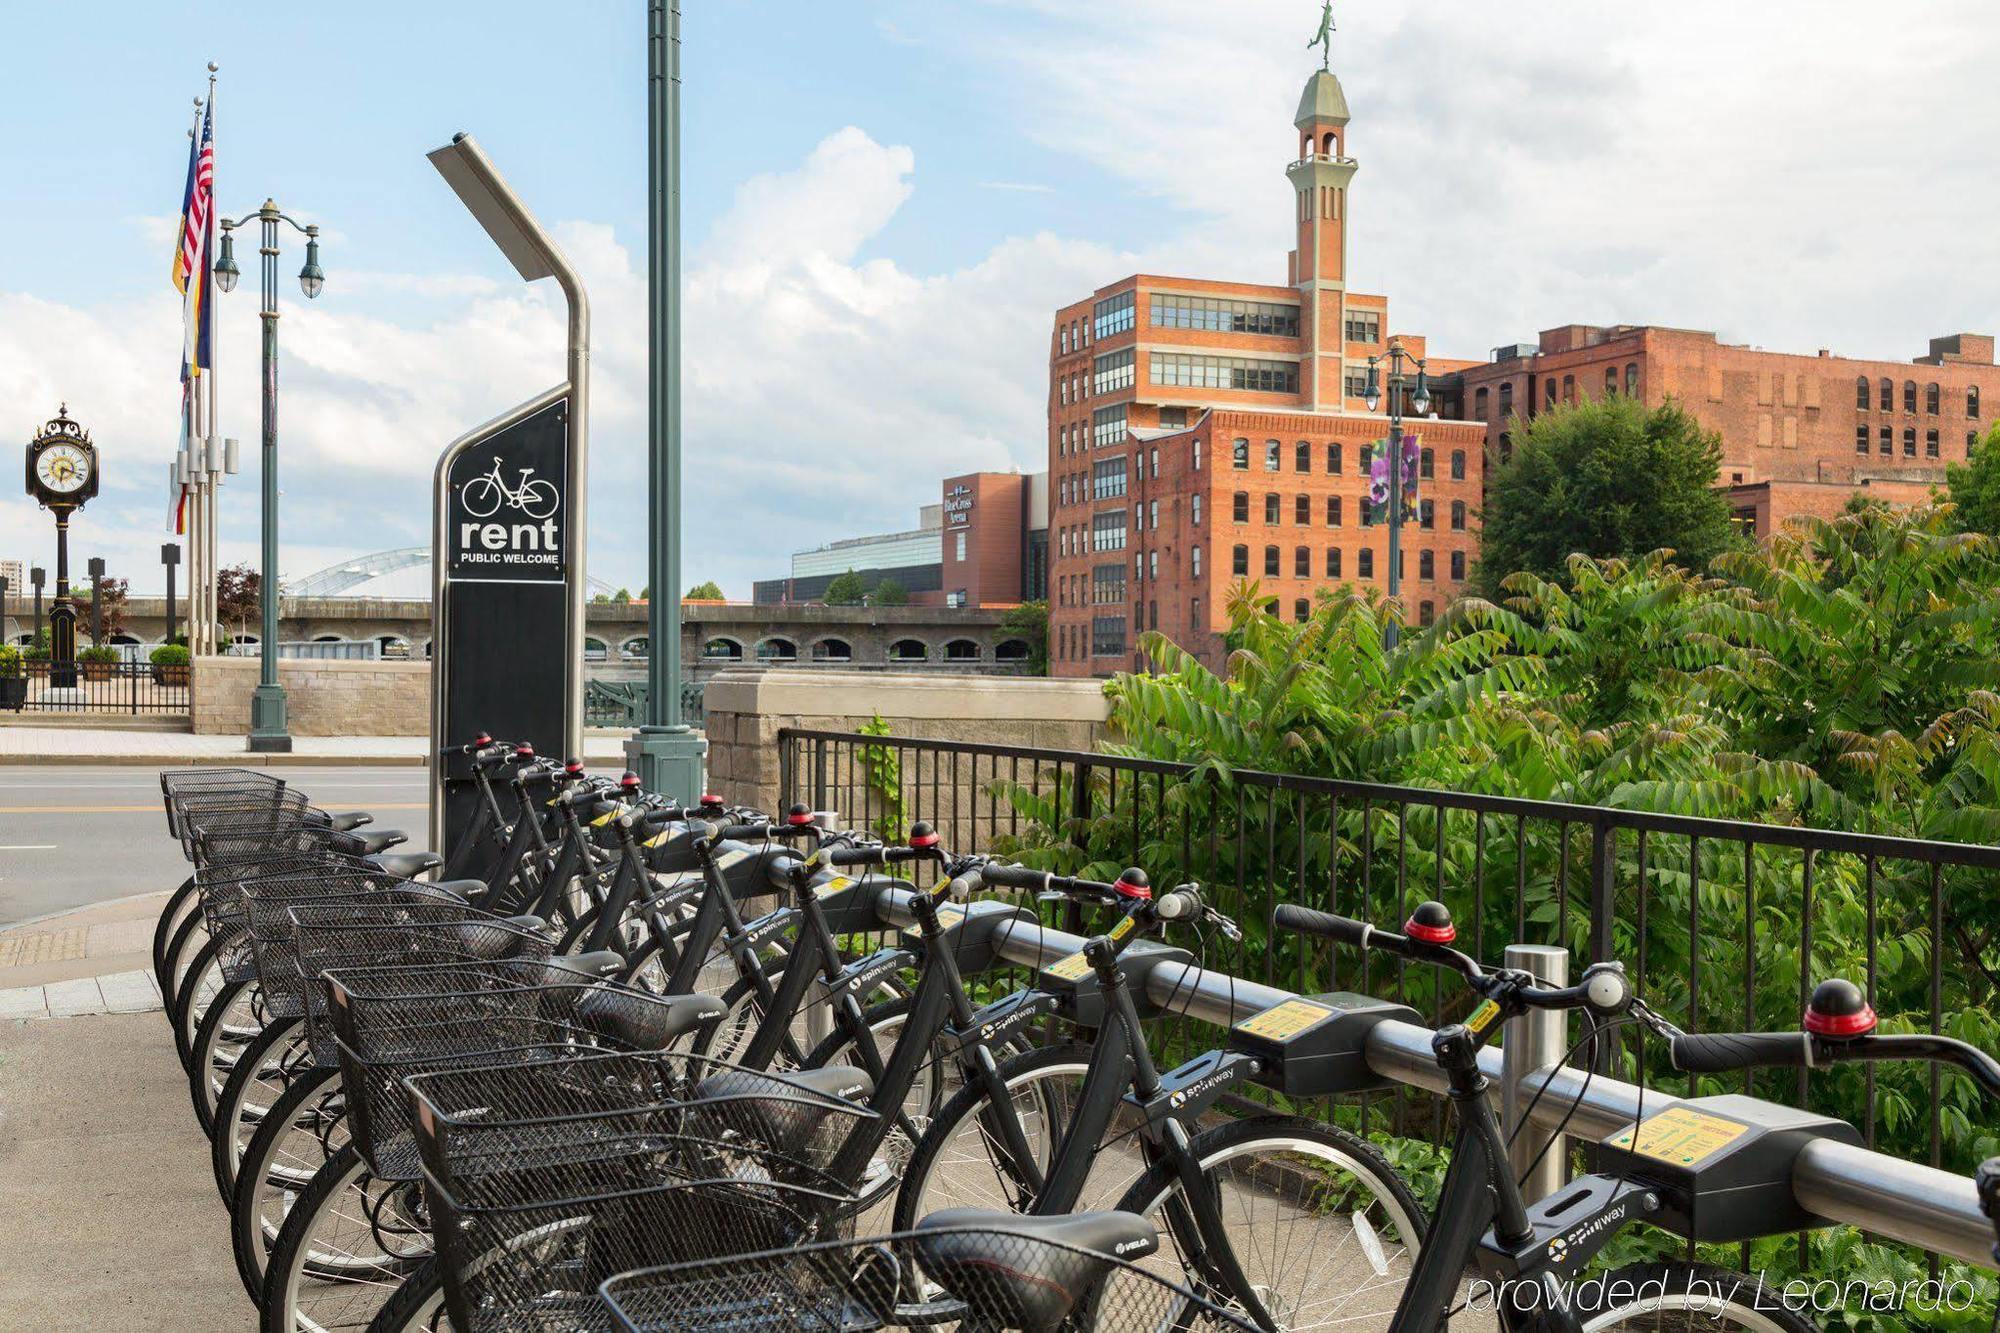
36;444;90;495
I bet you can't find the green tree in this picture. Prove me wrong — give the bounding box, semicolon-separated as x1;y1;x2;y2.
1945;422;2000;535
997;599;1049;675
684;580;724;601
822;570;868;606
871;577;909;606
215;564;261;643
1474;396;1738;596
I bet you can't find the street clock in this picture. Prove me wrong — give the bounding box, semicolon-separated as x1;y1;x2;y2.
25;406;99;510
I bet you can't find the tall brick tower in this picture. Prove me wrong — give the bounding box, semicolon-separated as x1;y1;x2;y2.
1287;69;1355;412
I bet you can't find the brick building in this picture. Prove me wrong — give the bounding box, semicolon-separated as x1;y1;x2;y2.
1452;326;1999;537
1045;64;1481;678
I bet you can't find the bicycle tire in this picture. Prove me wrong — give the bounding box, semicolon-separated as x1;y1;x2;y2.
185;976;265;1136
893;1042;1098;1230
260;1145;429;1331
209;1014;309;1200
1115;1113;1428;1332
363;1259;448;1332
151;874;199;997
171;929;238;1070
158;901;210;1023
1580;1261;1816;1332
231;1065;346;1300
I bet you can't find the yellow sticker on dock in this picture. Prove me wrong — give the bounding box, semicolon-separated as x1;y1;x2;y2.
1605;1106;1749;1166
813;875;855;898
1234;998;1333;1041
1045;951;1093;981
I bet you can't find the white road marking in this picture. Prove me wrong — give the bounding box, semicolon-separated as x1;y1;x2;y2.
0;845;57;851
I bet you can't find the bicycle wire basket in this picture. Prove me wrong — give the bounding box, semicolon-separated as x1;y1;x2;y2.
239;863;449;1020
288;895;553;1067
405;1048;876;1333
597;1225;1262;1333
195;840;398;980
160;767;289;842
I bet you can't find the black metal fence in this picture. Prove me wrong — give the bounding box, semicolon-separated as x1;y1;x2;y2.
4;662;190;715
778;726;2000;1186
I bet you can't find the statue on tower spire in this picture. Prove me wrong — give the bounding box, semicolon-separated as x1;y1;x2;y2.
1307;1;1335;71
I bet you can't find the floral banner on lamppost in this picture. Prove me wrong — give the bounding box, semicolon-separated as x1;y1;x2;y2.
1365;432;1421;523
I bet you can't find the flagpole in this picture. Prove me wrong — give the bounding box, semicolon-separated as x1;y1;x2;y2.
203;63;221;660
181;102;208;656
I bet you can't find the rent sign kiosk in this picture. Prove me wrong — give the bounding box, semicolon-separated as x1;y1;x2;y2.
426;134;589;871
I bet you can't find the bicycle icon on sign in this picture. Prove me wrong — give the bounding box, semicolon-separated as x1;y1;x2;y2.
459;457;560;520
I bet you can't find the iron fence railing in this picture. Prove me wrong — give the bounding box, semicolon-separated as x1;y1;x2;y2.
5;661;190;715
583;679;705;729
777;727;2000;1198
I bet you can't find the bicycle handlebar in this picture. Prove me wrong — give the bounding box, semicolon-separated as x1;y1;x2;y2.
1670;1031;1813;1073
823;844;929;869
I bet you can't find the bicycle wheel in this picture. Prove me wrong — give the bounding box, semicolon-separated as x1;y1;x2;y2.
893;1043;1105;1229
259;1146;430;1331
1115;1113;1428;1332
152;874;200;996
209;1014;310;1200
801;995;945;1228
172;930;240;1070
458;474;501;518
364;1259;447;1332
231;1067;347;1300
185;977;268;1136
1579;1262;1816;1332
159;902;211;1024
518;477;559;519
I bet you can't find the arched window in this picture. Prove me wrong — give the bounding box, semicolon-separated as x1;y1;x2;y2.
1294;495;1310;525
1474;386;1490;419
1544;377;1556;407
701;637;743;660
1855;425;1869;454
1325;547;1342;577
1562;374;1575;402
1903;428;1917;457
1926;382;1941;415
1420;601;1436;628
1358;549;1375;578
1450;449;1466;480
583;637;607;662
1971;386;1982;419
1191;494;1202;525
995;639;1030;661
1294;546;1310;577
1419;549;1436;580
757;637;798;661
1264;440;1281;471
1604;366;1617;396
1856;375;1871;409
944;639;980;661
377;635;411;659
1419;447;1434;479
1326;442;1341;474
1625;363;1638;397
811;638;851;662
1879;377;1893;411
1232;492;1249;523
1191;545;1202;577
1232;438;1249;469
1231;545;1248;576
621;636;649;660
1451;551;1466;581
1451;500;1466;531
1293;598;1310;622
1325;495;1342;526
1294;440;1310;472
1904;380;1917;413
887;639;926;662
1264;493;1280;524
312;634;343;643
1498;382;1514;418
1263;546;1279;576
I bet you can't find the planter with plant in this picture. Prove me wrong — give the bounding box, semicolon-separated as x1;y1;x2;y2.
78;645;121;682
149;642;191;686
0;645;24;710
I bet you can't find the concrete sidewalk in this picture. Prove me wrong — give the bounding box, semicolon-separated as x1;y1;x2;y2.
0;891;174;1015
0;725;639;766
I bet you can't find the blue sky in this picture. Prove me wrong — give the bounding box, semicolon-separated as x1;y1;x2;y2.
5;1;2000;599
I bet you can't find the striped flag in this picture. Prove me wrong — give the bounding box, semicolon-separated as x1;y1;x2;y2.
174;101;214;382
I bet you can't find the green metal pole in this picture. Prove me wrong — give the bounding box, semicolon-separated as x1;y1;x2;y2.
249;204;292;751
628;0;706;796
1383;347;1403;651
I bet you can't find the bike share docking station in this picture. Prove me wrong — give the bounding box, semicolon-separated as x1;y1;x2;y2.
425;133;588;873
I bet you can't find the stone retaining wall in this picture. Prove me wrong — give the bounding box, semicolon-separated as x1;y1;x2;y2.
191;656;430;737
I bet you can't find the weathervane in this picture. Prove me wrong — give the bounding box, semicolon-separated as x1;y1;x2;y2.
1308;1;1335;71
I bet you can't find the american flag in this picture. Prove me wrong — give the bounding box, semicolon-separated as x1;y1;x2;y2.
174;101;214;381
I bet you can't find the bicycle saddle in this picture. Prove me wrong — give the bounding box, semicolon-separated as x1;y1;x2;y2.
576;987;726;1051
353;829;409;855
367;851;444;879
912;1210;1159;1332
327;811;373;832
689;1066;876;1163
546;950;627;980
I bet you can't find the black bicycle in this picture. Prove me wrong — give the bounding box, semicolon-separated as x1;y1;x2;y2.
1278;898;2000;1332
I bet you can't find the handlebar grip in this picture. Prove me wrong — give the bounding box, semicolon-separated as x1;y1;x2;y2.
719;822;775;841
826;846;886;868
636;806;695;832
1274;903;1381;950
564;786;610;808
1670;1031;1812;1074
472;743;513;768
980;864;1052;892
1155;887;1204;921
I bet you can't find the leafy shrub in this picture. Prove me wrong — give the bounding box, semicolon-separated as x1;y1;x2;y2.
77;645;120;665
0;644;21;677
149;643;190;667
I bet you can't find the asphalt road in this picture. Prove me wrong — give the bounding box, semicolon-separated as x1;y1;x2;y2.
0;765;432;928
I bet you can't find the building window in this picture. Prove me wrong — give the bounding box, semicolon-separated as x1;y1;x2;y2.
1419;447;1434;479
1092;456;1128;501
1232;438;1249;469
1544;377;1557;407
1059;325;1069;355
1343;309;1381;344
1359;496;1374;526
1970;386;1981;418
1326;443;1342;474
1149;447;1160;477
1192;437;1203;469
1265;440;1281;471
1264;493;1280;524
1344;370;1369;400
1263;545;1280;576
1092;404;1128;449
1419;499;1434;530
1880;377;1893;411
1232;544;1248;575
1325;547;1341;578
1880;425;1892;456
1927;428;1940;458
1450;500;1466;531
1499;382;1514;418
1855;424;1869;455
1091;616;1126;657
1294;598;1310;622
1972;431;1982;456
1326;495;1342;526
1191;545;1201;577
1562;374;1575;402
1926;382;1941;415
1474;387;1490;420
1420;601;1435;628
1419;549;1435;579
1092;564;1126;605
1625;363;1639;397
1294;440;1310;472
1604;366;1618;397
1856;375;1870;409
1903;427;1917;457
1450;449;1466;480
1191;494;1202;525
1093;290;1135;340
1450;551;1466;581
1294;495;1310;525
1904;380;1918;413
1149;551;1158;580
1293;546;1310;577
1091;511;1128;552
1149;292;1299;336
1150;352;1300;395
1358;548;1374;578
1232;492;1249;523
1093;348;1135;395
1353;442;1369;473
1149;499;1159;529
954;531;967;561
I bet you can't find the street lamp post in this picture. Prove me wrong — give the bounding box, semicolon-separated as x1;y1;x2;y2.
1363;340;1430;648
215;200;325;753
87;557;105;647
29;567;43;644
